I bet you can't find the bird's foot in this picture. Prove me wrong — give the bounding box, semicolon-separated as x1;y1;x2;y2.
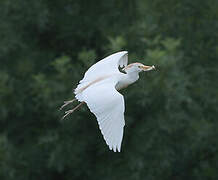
62;109;75;120
61;101;85;120
60;99;76;110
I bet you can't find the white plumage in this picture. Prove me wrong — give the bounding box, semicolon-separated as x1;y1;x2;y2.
79;51;128;83
80;80;125;152
61;51;155;152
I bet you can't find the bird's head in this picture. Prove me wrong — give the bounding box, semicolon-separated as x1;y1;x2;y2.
123;62;155;73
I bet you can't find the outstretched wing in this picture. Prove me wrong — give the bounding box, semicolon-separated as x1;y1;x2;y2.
75;51;128;95
76;78;125;152
80;51;128;83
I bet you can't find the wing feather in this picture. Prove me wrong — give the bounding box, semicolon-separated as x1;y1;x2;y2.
81;51;128;83
74;51;128;95
76;79;125;152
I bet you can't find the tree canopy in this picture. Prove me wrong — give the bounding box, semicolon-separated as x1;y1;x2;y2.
0;0;218;179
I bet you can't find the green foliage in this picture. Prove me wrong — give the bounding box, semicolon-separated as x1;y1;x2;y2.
106;36;127;52
78;49;96;67
0;0;218;179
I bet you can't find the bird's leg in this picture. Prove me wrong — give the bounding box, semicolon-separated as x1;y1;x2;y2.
60;99;76;110
62;101;85;120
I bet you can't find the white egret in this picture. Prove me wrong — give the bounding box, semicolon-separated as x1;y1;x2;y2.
60;51;155;152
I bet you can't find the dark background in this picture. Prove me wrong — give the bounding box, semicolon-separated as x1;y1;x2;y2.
0;0;218;179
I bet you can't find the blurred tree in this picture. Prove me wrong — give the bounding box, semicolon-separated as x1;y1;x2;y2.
0;0;217;179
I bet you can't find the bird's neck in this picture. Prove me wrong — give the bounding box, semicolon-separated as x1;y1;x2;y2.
126;71;139;84
116;71;139;90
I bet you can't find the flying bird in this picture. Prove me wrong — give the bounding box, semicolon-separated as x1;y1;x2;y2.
60;51;155;152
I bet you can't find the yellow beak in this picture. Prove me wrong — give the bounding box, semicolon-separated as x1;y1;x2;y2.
141;65;155;71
